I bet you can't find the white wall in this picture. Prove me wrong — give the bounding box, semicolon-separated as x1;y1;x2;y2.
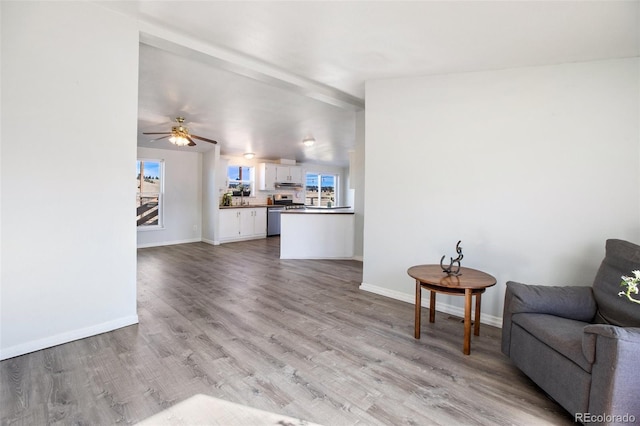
351;111;366;260
137;147;203;248
1;2;139;359
362;58;640;325
202;146;222;245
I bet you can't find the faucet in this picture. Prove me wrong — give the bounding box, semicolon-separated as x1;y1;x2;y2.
237;183;247;205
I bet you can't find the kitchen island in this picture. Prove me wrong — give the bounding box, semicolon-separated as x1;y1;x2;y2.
280;208;355;259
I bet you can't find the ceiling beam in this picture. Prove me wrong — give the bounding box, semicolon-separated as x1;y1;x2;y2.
138;22;364;111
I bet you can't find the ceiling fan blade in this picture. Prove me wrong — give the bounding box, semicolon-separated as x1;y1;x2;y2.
191;134;218;144
143;132;172;135
149;135;171;142
186;136;197;146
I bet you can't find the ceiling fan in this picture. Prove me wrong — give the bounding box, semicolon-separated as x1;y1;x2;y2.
143;117;217;147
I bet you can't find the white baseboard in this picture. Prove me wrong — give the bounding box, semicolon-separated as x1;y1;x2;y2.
0;315;139;361
219;235;267;244
137;238;201;249
359;282;502;328
202;239;220;246
280;255;355;260
352;255;364;262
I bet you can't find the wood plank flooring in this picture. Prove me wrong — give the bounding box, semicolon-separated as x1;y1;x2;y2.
1;238;575;425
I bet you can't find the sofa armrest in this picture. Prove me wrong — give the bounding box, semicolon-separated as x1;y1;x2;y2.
584;324;640;341
501;281;596;356
585;325;640;420
582;324;640;363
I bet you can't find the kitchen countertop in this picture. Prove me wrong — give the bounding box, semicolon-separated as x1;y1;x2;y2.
282;207;354;214
219;204;269;209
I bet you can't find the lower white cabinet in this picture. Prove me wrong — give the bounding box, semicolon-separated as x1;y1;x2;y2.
219;208;267;243
219;209;241;241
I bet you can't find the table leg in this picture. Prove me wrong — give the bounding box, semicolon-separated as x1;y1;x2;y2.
429;291;436;323
474;292;482;336
414;280;421;339
463;288;472;355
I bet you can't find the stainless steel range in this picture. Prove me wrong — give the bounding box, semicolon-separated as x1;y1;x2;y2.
267;195;305;236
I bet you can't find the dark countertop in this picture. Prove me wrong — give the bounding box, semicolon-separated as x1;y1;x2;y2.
282;207;354;214
219;204;269;209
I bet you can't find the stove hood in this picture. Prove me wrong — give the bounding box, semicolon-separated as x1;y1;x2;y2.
274;182;303;190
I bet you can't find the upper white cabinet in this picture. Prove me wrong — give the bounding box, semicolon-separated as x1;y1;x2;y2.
258;163;276;190
258;163;303;190
281;166;303;184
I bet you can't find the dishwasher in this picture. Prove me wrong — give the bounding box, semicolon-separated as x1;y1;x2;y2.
267;206;284;236
268;194;305;236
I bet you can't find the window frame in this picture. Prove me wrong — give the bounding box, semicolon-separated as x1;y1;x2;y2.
305;173;338;207
227;165;255;198
136;158;165;230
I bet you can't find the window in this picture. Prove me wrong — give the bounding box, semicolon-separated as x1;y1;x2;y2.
136;159;163;228
227;166;254;196
305;173;337;207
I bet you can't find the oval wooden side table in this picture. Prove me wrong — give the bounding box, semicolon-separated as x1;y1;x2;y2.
408;265;496;355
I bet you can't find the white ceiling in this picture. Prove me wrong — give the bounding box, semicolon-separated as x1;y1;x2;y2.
100;1;639;167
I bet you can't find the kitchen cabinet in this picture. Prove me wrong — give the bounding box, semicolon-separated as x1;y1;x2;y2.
258;163;303;190
219;209;239;241
258;163;276;190
275;165;302;184
240;208;266;237
219;207;267;243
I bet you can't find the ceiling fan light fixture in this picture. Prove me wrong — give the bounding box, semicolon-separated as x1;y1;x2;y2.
143;117;218;147
170;134;189;146
243;152;256;160
303;137;315;147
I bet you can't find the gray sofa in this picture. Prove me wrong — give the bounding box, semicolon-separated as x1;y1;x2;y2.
502;239;640;424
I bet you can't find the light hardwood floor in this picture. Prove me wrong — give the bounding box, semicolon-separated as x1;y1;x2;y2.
1;238;574;425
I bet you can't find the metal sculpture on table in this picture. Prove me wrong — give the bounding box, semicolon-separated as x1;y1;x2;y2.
440;240;464;276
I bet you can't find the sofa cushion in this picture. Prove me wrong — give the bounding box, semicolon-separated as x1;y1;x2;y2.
506;281;596;321
512;312;592;372
592;239;640;327
510;322;591;415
